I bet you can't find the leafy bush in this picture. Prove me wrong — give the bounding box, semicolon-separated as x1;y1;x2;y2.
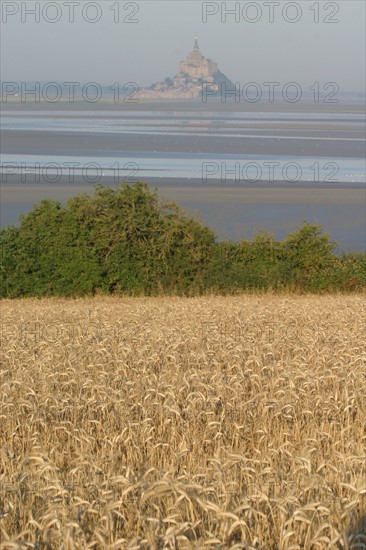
1;183;365;298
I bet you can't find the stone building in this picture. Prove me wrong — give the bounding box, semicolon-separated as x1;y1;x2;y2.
137;37;233;100
178;36;218;81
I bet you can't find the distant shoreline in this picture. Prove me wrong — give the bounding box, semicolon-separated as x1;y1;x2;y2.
2;99;365;114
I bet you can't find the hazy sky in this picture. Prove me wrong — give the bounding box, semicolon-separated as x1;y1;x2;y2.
1;0;365;90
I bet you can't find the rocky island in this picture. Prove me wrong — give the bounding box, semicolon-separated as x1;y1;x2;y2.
137;37;235;100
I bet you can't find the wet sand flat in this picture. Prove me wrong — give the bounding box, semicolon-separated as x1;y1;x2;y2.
2;129;364;159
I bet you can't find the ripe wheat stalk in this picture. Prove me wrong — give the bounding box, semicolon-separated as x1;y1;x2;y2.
0;294;365;549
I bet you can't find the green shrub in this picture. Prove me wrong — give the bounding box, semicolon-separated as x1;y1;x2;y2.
1;183;364;298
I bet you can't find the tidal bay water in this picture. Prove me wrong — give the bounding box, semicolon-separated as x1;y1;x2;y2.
1;102;365;251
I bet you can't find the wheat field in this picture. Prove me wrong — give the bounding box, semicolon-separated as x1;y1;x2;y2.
0;295;365;549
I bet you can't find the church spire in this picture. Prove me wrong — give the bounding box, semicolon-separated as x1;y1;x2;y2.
193;34;199;50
